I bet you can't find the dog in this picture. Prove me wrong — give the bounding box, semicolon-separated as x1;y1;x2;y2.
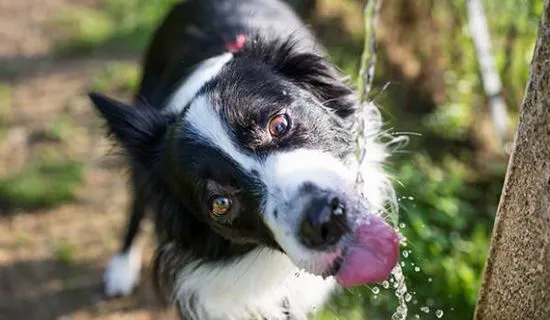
89;0;400;319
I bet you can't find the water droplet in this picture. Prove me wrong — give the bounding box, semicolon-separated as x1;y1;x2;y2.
428;278;432;282
450;307;455;311
435;309;444;318
413;300;418;305
408;196;414;200
414;266;420;272
420;306;430;313
400;261;406;267
411;262;415;266
402;250;409;258
399;222;406;229
372;287;380;294
382;280;390;289
405;293;412;302
414;315;420;319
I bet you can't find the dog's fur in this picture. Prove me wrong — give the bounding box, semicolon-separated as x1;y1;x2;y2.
90;1;396;319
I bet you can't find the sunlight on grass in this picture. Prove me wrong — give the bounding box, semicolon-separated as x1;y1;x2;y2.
52;0;179;56
0;158;84;211
53;6;114;55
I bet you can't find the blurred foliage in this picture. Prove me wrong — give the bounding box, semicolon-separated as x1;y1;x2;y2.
53;0;179;55
0;82;12;139
0;157;83;211
44;115;79;143
91;62;141;93
55;242;78;265
50;0;542;319
391;155;499;319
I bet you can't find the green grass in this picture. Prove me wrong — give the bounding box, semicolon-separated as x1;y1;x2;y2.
0;82;11;116
0;82;12;139
44;115;79;142
52;0;179;56
53;7;115;55
15;234;32;248
55;242;78;265
90;62;140;93
0;158;84;211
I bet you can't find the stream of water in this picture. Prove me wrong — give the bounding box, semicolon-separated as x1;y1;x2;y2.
391;263;409;320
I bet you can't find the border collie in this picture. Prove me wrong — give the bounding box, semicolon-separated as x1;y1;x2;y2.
89;0;400;319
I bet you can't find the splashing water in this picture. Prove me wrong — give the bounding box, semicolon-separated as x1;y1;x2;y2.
390;264;409;320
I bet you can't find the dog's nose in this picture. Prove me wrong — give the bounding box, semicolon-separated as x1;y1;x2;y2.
299;195;347;249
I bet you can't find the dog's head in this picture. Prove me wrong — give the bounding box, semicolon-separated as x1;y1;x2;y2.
90;38;399;287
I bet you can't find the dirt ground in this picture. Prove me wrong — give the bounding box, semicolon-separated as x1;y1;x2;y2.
0;0;174;319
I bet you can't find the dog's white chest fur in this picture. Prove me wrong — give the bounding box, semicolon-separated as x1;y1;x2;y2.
175;248;336;320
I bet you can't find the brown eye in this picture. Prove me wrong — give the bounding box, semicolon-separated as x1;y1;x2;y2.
268;113;290;137
209;195;232;216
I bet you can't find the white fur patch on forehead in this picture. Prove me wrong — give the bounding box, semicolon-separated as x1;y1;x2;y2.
263;149;354;198
184;95;258;172
165;52;233;114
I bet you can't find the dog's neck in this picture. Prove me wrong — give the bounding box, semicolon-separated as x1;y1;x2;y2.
174;247;336;320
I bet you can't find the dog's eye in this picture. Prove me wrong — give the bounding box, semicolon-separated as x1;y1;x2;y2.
268;113;290;137
209;195;232;216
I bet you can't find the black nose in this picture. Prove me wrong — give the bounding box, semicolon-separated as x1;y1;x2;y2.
299;195;348;249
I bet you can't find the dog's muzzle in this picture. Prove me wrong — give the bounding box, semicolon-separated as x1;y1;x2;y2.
262;149;400;287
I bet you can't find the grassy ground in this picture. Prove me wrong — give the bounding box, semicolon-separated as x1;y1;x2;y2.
0;0;173;319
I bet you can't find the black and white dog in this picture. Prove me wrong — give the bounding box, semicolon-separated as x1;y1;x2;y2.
89;0;400;319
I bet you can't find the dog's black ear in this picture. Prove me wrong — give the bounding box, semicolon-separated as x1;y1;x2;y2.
243;39;357;118
276;52;357;118
89;92;171;168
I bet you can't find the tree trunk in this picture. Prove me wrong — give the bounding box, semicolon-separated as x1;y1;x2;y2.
467;0;509;143
474;1;550;319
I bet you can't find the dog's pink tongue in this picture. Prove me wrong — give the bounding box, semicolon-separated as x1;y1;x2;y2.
335;217;400;287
